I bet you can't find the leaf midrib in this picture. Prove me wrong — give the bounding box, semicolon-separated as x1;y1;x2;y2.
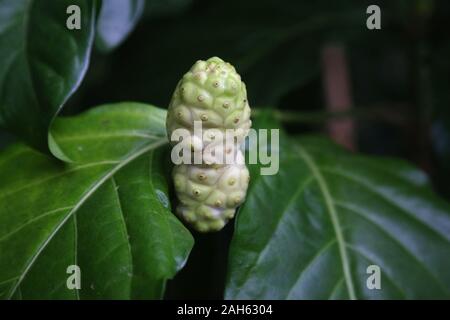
337;200;449;296
295;145;356;300
322;166;450;243
6;138;168;299
0;160;119;200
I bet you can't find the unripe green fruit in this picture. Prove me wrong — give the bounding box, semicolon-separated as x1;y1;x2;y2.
173;150;250;232
167;57;252;232
166;57;252;150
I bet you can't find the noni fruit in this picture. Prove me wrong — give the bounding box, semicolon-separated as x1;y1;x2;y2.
173;150;250;232
166;57;252;153
167;57;251;232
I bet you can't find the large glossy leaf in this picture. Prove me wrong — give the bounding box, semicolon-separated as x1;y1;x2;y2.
0;102;193;299
0;0;96;153
96;0;144;52
226;134;450;299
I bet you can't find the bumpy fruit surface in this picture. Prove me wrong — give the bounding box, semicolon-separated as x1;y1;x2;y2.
173;150;249;232
166;56;251;151
167;57;251;232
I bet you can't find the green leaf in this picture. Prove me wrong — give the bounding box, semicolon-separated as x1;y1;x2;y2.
226;135;450;299
0;102;193;299
0;0;96;153
96;0;144;52
51;102;167;163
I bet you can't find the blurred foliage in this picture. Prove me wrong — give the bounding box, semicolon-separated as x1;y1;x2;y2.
0;0;96;153
67;0;368;109
96;0;145;52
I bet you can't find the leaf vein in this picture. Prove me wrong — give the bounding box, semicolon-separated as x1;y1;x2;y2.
5;139;167;299
295;145;356;300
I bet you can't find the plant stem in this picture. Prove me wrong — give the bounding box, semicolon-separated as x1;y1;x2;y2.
251;104;410;126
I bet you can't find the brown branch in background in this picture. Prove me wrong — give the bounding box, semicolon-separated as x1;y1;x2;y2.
321;44;356;151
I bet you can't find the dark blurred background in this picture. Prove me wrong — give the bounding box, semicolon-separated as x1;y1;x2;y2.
4;0;450;298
